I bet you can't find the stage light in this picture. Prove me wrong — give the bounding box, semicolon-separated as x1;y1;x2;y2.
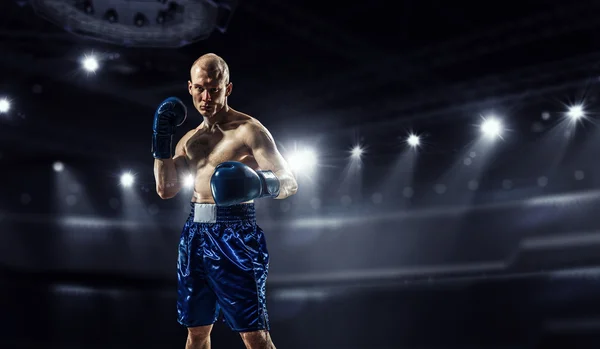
350;145;364;159
134;13;148;27
288;148;317;172
104;9;118;23
407;134;420;147
81;55;99;72
156;11;166;24
541;111;551;120
480;117;503;139
567;105;585;121
29;0;239;48
0;98;10;113
53;162;64;172
183;173;194;189
81;0;93;14
120;172;135;188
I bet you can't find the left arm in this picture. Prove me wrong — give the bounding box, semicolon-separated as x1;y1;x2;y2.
243;121;298;199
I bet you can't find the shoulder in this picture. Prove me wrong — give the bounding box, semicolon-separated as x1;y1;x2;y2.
235;110;268;131
228;110;270;136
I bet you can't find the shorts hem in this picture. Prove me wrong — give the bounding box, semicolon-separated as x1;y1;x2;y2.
233;326;271;333
178;319;218;328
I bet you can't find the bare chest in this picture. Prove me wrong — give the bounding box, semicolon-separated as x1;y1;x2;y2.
184;129;248;167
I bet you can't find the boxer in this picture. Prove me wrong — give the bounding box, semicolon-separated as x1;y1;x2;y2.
152;53;298;349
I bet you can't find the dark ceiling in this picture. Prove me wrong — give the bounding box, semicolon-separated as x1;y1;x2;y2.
1;0;600;164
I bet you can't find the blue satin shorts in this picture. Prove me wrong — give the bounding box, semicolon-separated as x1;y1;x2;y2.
177;202;270;332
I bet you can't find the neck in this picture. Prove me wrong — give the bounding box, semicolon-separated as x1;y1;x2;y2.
202;105;230;128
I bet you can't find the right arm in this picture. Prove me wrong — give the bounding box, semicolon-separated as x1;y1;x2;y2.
154;135;189;199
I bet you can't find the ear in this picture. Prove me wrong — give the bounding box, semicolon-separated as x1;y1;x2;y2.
187;81;193;95
226;82;233;97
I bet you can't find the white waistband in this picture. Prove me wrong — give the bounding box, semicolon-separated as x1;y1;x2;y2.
193;203;218;223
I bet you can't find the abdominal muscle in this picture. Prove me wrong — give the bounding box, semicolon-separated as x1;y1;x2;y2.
190;165;218;204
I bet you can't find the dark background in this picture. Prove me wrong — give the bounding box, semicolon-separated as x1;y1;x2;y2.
2;0;600;348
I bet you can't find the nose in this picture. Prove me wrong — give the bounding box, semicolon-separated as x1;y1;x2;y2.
201;90;212;101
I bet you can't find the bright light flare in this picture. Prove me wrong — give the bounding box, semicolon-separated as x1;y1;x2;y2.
407;134;420;147
53;161;64;172
0;98;10;113
183;173;194;189
480;117;504;139
287;148;318;172
82;55;99;72
567;104;585;121
350;145;364;159
120;172;135;188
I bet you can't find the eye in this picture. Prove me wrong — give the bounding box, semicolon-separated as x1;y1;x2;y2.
211;88;220;93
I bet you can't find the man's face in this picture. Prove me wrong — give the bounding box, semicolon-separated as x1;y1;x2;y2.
188;66;232;118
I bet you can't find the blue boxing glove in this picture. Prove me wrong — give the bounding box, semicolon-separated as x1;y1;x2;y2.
210;161;281;206
152;97;187;159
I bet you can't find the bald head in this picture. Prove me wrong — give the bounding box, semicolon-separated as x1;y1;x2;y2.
188;53;233;118
190;53;230;85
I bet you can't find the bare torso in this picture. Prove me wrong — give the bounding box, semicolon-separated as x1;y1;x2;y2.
180;109;259;203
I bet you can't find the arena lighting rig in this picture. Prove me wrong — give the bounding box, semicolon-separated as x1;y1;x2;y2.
27;0;238;47
0;82;589;188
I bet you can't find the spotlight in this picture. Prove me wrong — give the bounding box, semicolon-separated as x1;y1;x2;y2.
567;105;585;121
134;13;147;27
480;117;503;139
84;2;93;14
288;148;317;172
156;11;166;24
350;145;363;159
104;9;118;23
0;98;10;113
81;55;99;72
76;0;94;14
120;172;135;187
53;162;64;172
407;134;420;147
